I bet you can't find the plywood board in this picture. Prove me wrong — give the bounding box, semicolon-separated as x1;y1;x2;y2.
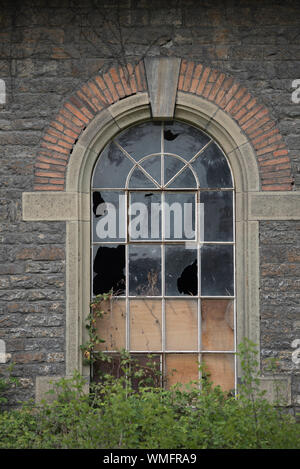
201;299;234;351
165;299;198;351
202;353;235;392
95;299;126;351
130;299;162;351
165;354;199;389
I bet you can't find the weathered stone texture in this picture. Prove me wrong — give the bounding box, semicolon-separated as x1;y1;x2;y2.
0;0;300;405
260;221;300;409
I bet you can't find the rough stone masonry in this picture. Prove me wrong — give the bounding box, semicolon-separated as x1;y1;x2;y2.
0;0;300;412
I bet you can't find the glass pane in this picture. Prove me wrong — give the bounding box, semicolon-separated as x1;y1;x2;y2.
201;299;234;351
130;299;162;351
192;142;233;188
93;354;124;383
129;192;162;241
128;167;157;188
95;299;126;351
164;155;185;186
165;354;199;389
93;245;126;296
140;155;161;186
164;193;196;241
115;122;161;161
167;166;197;189
202;354;235;392
130;354;161;389
129;245;161;296
92;191;126;242
165;299;198;351
165;245;197;296
200;191;233;242
92;142;133;188
201;245;234;296
164;121;211;161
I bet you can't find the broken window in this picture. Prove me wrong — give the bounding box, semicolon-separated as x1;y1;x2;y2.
91;121;235;392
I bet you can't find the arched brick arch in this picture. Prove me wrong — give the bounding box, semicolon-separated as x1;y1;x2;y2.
34;59;293;192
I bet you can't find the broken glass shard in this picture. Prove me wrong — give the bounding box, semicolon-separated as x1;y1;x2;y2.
165;245;198;296
164;121;211;161
115;122;161;161
92;191;126;242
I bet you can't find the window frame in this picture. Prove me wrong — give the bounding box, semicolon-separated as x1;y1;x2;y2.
90;119;237;390
63;92;260;385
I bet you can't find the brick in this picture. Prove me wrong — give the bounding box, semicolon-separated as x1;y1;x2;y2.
196;67;210;95
103;72;120;101
34;184;64;191
119;66;134;95
126;63;137;94
183;61;194;91
208;72;225;100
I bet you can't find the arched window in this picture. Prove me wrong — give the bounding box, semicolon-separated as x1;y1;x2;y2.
91;120;235;391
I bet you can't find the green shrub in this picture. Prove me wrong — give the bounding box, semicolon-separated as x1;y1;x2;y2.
0;339;299;449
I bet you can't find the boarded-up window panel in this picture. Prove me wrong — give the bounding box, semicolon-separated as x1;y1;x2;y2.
201;299;234;351
165;354;199;389
165;299;198;351
202;353;235;392
95;299;126;351
130;299;162;351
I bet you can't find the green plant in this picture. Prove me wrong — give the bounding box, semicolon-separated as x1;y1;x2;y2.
80;290;114;365
0;363;19;410
0;339;299;449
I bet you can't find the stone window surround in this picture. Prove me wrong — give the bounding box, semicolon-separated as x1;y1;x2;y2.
23;83;300;404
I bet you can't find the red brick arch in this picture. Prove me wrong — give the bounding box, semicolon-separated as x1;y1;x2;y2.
34;59;293;191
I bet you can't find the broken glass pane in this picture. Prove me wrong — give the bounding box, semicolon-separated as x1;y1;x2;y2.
129;245;161;296
200;191;233;242
164;193;196;241
129;192;162;241
92;191;126;242
192;142;233;188
115;122;161;161
164;121;211;161
92;142;133;188
93;244;126;296
165;245;197;296
200;244;234;296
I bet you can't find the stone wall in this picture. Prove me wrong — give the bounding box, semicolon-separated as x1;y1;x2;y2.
0;0;300;406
